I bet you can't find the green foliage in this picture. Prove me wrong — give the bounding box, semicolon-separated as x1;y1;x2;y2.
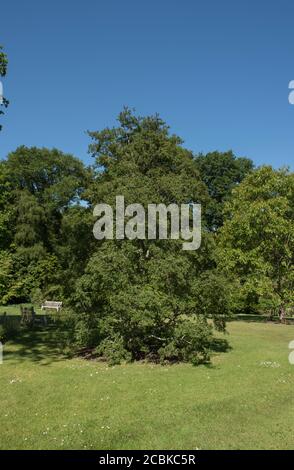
96;333;132;366
158;318;213;365
193;271;235;329
5;146;87;208
71;108;225;364
0;45;9;131
30;287;43;306
218;166;294;316
1;107;292;363
73;311;100;349
56;205;95;293
195;151;253;230
0;147;90;303
0;251;14;303
0;46;7;77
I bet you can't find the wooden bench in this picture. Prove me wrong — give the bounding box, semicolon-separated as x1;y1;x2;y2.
41;301;62;312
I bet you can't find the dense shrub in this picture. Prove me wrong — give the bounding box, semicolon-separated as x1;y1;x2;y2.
95;333;132;366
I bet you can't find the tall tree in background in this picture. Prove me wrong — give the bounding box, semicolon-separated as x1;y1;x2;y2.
218;166;294;318
0;147;90;303
0;45;9;131
195;151;253;231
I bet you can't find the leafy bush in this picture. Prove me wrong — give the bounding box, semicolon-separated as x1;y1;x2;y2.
30;287;43;306
95;333;132;366
73;312;100;350
158;318;213;365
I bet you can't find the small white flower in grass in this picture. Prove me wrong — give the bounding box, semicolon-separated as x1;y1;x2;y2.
9;378;22;384
260;361;280;368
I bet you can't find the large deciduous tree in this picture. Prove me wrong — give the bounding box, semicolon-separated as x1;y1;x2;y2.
218;166;294;318
0;147;90;303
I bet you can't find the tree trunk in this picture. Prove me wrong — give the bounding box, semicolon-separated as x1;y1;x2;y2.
279;306;286;323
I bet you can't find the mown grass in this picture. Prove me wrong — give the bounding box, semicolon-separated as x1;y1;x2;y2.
0;304;43;316
0;321;293;450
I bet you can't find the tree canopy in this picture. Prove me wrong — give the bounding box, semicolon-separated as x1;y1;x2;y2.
218;166;294;317
0;108;293;364
71;109;231;364
0;146;91;303
194;151;253;230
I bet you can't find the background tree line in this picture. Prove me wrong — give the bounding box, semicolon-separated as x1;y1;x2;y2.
0;41;294;363
1;104;293;363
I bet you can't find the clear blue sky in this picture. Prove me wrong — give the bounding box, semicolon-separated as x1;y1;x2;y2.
1;0;294;167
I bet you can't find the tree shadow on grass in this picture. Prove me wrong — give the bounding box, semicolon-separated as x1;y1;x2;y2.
210;337;231;353
3;324;71;365
199;337;232;369
2;318;232;367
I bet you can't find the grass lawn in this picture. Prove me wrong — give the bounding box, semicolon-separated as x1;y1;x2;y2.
0;304;43;316
0;321;293;450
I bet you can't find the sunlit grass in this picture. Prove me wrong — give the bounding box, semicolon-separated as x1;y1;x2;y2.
0;304;43;316
0;321;293;449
